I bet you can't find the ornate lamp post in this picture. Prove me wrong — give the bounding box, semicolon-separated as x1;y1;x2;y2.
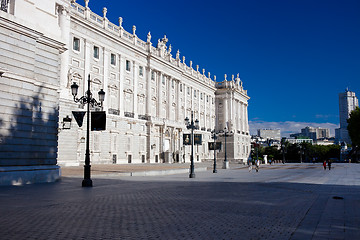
223;127;229;169
71;74;105;187
184;111;199;178
211;130;218;173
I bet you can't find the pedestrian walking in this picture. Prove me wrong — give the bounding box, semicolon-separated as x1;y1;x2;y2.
255;159;260;172
328;160;332;170
323;160;326;170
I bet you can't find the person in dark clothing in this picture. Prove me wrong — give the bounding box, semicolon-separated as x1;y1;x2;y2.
328;160;332;170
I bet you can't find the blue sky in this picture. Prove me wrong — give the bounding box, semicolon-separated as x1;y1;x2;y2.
87;0;360;136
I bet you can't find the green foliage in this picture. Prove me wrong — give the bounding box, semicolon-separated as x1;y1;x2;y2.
261;142;340;162
347;107;360;147
264;146;279;159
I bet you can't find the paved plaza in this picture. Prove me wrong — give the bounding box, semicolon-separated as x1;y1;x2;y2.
0;163;359;239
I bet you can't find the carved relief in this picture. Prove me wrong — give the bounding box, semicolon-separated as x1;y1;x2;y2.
109;84;119;109
124;91;133;112
67;70;82;88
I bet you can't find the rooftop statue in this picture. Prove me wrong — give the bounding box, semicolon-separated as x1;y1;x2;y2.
118;17;123;28
147;32;151;43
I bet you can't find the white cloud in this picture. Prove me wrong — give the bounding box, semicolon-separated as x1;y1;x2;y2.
249;120;339;137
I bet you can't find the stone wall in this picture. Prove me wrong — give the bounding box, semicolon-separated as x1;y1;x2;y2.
0;2;65;185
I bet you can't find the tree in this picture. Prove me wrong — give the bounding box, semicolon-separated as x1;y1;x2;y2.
347;107;360;147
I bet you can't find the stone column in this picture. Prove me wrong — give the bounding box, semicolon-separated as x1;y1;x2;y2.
84;39;91;93
184;84;188;118
133;61;138;118
58;5;70;98
145;67;151;116
102;47;109;109
224;95;229;129
205;93;208;130
240;102;244;133
245;103;249;133
157;72;162;118
119;56;125;116
176;80;181;122
167;76;172;120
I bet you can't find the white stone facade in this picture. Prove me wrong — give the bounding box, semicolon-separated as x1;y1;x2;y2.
0;0;66;185
56;0;251;166
335;89;359;144
0;0;251;186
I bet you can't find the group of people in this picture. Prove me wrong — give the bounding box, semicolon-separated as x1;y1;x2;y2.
249;159;261;172
248;159;333;172
323;160;332;170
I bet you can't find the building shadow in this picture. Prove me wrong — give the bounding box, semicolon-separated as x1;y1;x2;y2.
0;86;59;185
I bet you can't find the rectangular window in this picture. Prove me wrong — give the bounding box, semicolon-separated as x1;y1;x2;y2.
151;71;155;80
180;84;183;92
172;80;174;89
139;66;143;76
194;90;197;98
200;93;203;100
93;46;99;59
111;53;116;65
1;0;10;13
207;95;209;102
162;76;165;85
126;60;131;71
73;37;80;51
187;87;190;95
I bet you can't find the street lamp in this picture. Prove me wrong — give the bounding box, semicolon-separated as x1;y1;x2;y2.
184;111;199;178
211;130;218;173
223;127;230;169
71;74;105;187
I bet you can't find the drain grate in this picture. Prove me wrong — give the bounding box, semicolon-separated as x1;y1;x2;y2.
332;196;344;200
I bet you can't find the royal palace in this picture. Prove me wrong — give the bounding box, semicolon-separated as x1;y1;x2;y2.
0;0;250;185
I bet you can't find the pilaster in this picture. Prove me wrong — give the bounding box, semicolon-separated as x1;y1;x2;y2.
119;55;125;116
103;47;109;109
157;71;162;118
133;61;138;118
167;76;171;119
145;67;151;116
84;39;91;93
58;5;70;98
176;80;181;122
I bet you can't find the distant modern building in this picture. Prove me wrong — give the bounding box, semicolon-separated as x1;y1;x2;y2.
286;138;313;145
335;89;359;144
257;129;281;141
300;126;330;141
